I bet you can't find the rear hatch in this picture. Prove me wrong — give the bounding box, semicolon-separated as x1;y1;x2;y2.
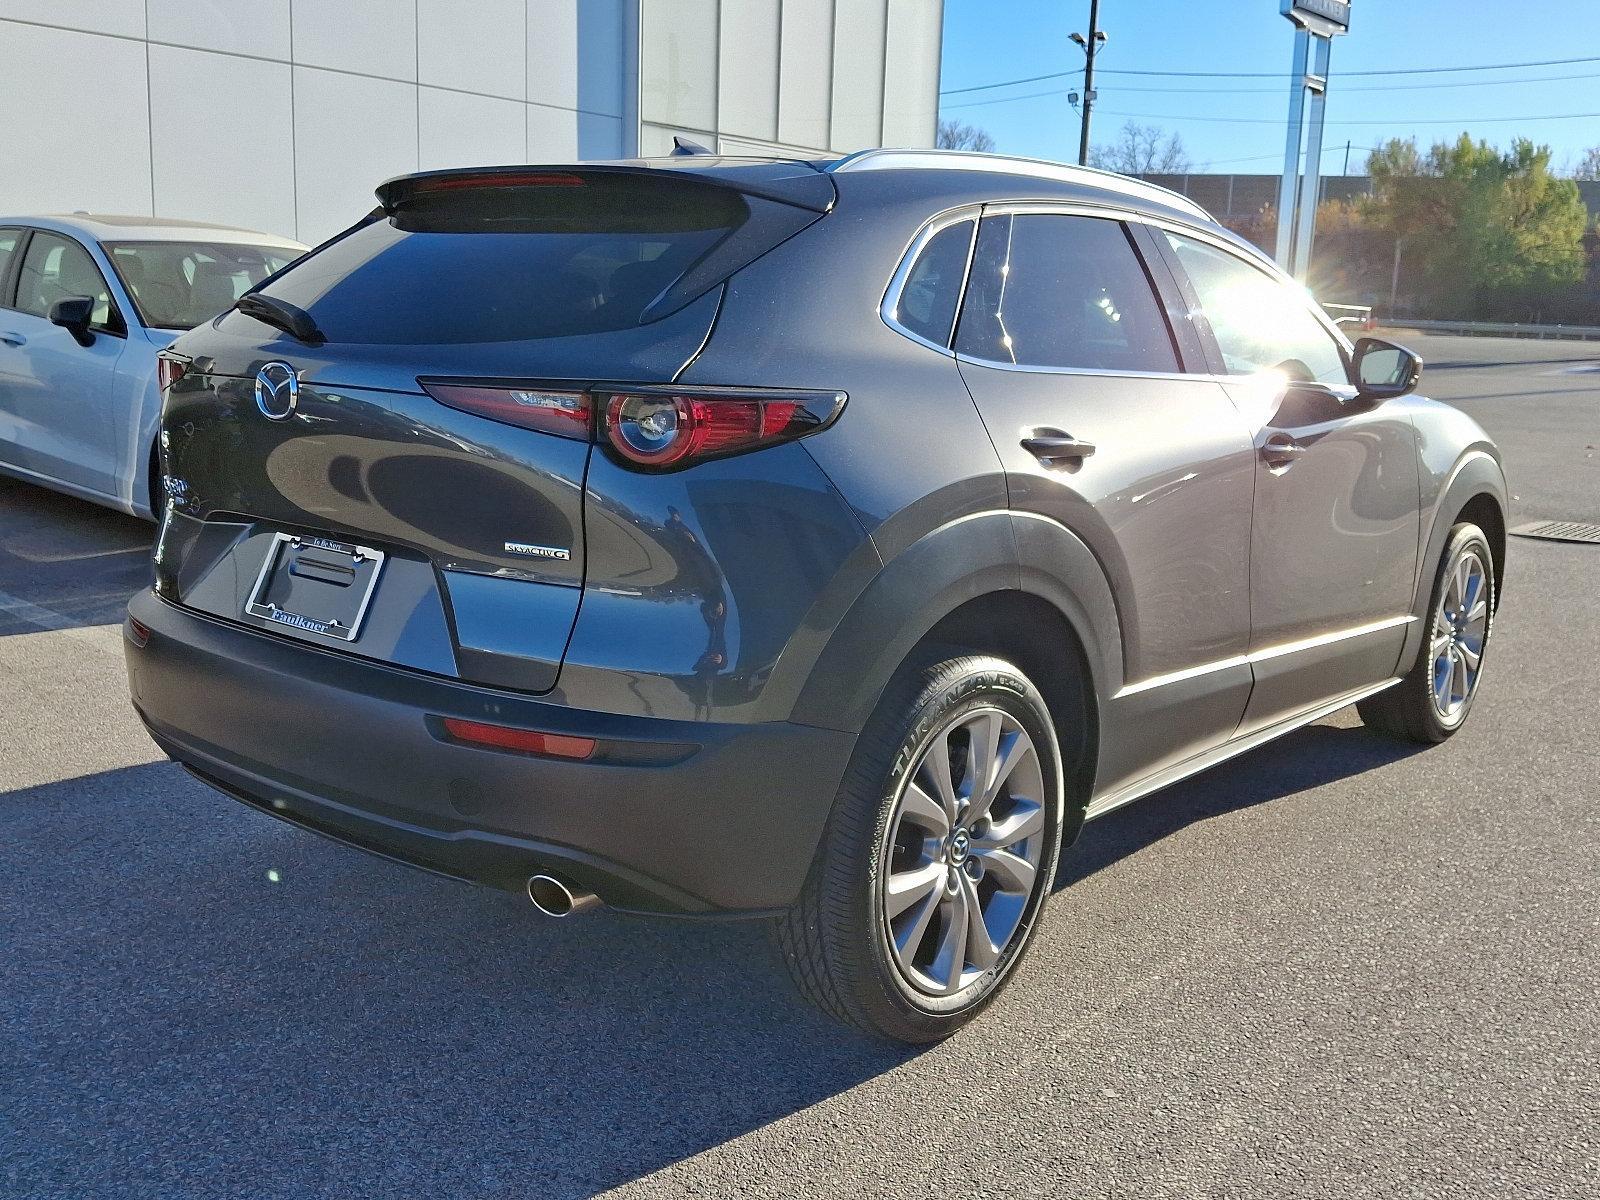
156;162;833;691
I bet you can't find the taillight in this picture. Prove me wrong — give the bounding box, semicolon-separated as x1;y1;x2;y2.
157;354;189;393
419;379;845;468
420;381;591;440
601;389;846;469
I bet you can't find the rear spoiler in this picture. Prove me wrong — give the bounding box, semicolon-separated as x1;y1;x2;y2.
374;161;837;215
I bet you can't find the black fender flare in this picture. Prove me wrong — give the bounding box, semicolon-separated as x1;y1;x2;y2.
1397;449;1508;669
790;510;1124;736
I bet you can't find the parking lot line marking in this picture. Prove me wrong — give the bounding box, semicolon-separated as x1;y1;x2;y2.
0;589;123;655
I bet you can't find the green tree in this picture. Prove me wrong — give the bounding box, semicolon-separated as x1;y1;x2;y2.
1364;135;1587;317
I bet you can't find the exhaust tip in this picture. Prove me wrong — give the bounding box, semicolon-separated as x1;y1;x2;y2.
526;873;600;917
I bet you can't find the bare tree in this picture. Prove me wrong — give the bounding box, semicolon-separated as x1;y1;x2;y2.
1088;122;1192;175
1575;145;1600;180
937;118;996;153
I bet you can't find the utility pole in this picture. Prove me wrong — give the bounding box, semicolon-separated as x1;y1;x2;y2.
1071;1;1105;166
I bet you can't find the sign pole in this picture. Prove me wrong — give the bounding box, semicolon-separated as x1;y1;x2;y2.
1274;27;1311;268
1275;1;1351;280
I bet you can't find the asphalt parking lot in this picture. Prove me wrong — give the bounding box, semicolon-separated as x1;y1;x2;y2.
2;334;1596;1198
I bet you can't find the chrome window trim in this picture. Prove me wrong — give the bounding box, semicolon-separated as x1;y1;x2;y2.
879;206;982;357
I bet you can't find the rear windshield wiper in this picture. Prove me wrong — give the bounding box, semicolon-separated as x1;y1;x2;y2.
234;293;325;346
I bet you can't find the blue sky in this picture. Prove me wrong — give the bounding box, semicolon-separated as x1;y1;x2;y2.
939;0;1600;174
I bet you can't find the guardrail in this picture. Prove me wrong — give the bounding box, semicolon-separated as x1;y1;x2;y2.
1377;317;1600;342
1323;302;1374;330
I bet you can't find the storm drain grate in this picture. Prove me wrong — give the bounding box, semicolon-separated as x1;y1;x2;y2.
1511;520;1600;544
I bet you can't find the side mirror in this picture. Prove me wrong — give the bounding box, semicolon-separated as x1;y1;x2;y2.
49;296;96;347
1352;337;1422;400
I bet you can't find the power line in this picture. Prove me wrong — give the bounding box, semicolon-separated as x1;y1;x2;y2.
1095;107;1600;126
939;54;1600;96
945;70;1600;110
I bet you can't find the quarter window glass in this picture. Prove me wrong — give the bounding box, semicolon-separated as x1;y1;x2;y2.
15;233;115;329
893;221;972;348
954;213;1178;373
1165;233;1347;385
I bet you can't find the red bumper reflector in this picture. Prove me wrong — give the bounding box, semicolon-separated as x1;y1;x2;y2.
126;616;151;647
440;717;595;760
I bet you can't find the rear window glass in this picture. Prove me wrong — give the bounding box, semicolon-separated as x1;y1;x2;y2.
105;241;297;330
255;176;749;344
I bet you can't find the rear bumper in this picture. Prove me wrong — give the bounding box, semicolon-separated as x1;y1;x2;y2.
124;590;854;915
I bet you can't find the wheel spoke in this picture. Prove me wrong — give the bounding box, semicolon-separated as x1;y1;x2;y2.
1430;632;1452;662
969;729;1030;825
1453;558;1470;614
963;711;1003;811
917;727;960;826
1451;647;1470;704
898;782;950;836
892;881;942;961
1459;636;1482;669
885;859;945;918
959;872;999;971
974;845;1037;894
975;799;1044;852
930;881;970;994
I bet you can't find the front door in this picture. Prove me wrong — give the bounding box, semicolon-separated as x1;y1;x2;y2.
1160;230;1420;731
0;230;126;499
951;209;1257;795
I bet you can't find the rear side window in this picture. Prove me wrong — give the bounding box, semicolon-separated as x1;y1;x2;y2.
890;220;973;348
955;213;1178;374
14;232;118;331
255;175;750;344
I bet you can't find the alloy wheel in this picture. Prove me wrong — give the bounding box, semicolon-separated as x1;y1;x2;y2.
1430;548;1489;723
879;707;1046;996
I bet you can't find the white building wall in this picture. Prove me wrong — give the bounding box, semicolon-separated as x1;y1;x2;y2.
639;0;943;159
0;0;633;245
0;0;943;246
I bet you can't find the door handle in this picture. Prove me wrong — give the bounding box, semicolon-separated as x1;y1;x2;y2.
1261;431;1306;470
1022;427;1096;467
0;331;25;347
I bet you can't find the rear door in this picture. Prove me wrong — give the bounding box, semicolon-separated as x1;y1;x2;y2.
949;207;1257;795
0;229;127;498
1156;229;1420;731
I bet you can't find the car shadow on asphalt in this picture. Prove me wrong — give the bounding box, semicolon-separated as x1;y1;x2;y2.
6;721;1428;1196
0;478;152;636
1058;720;1426;892
2;760;913;1198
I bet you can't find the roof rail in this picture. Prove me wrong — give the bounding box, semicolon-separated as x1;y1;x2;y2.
828;148;1211;221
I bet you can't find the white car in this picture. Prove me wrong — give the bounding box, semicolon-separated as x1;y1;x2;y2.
0;215;304;518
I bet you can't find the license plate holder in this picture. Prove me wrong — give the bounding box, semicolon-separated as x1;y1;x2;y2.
244;532;386;643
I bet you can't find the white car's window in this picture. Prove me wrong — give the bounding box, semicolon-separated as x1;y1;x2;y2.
955;213;1179;373
105;241;296;331
0;228;22;294
1164;232;1347;386
15;232;116;329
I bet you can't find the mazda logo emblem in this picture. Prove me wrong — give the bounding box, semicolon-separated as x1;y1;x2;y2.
254;361;299;420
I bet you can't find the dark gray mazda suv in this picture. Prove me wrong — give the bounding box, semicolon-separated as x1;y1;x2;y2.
125;150;1507;1041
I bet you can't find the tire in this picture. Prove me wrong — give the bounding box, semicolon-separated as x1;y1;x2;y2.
1358;521;1495;743
775;654;1066;1042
